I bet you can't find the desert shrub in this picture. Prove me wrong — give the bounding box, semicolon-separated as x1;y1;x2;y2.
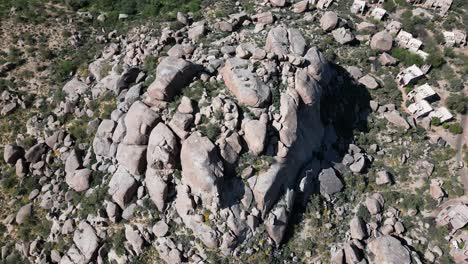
426;52;445;68
449;123;463;134
449;79;464;92
383;0;396;12
430;117;441;126
446;93;467;114
356;205;371;222
391;48;424;66
55;59;78;82
444;47;455;58
112;229;126;256
198;123;221;142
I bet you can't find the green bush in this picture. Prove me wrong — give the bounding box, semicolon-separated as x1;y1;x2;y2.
446;93;467;114
199;123;221;142
55;59;78;82
426;52;445;68
391;48;424;67
449;123;463;134
430;117;441;126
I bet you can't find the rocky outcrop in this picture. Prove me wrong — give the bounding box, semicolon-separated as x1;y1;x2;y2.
180;133;224;203
147;57;199;101
368;235;411;264
72;221;100;263
220;58;271;107
220;58;270;107
108;167;138;209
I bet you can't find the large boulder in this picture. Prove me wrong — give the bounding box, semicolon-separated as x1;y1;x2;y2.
147;123;179;170
123;101;160;145
63;78;88;100
318;168;343;196
145;169;168;212
368;235;411;264
147;57;199;101
116;144;147;176
370;31;393;52
320;11;338;31
108;167;138;209
265;26;289;58
332;27;355;44
243;119;267;155
3;144;24;164
66;168;92;192
288;28;307;56
16;203;32;225
295;68;322;105
350;216;368;240
220;58;271;107
304;47;333;86
73;221;100;263
25;143;47;163
180;133;224;197
265;206;288;245
384;110;410;130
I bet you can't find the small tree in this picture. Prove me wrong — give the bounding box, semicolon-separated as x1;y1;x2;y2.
431;117;441;126
449;123;463;134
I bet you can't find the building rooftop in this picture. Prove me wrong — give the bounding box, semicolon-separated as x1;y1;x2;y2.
430;107;454;123
407;83;437;102
408;100;433;118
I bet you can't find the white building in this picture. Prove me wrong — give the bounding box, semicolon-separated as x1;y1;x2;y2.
407;83;437;102
430;107;453;123
436;203;468;231
408;100;433;118
443;30;467;47
351;0;367;14
317;0;334;9
396;30;413;47
371;7;387;20
396;65;425;86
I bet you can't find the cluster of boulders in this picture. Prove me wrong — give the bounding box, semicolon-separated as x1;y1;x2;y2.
1;0;459;263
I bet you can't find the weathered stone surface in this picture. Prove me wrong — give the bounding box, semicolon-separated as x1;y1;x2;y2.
293;0;309;13
320;11;338;31
332;28;355;44
376;170;391;185
265;26;289;58
16;203;32;225
63;78;88;99
65;149;82;174
123;101;159;145
350;216;367;240
188;22;206;41
180;133;224;197
252;12;274;24
370;31;393;52
25;143;47;163
318;168;343;195
368;235;411;264
147;123;178;170
269;0;286;7
379;52;398;66
125;225;144;255
66;168;92;192
145;169;168;212
243;119;267;155
147;57;199;101
384;110;410;129
220;58;270;107
3;144;24;164
304;47;333;86
73;221;100;263
108;167;138;209
359;74;379;89
288;28;307;56
116;144;147;175
153;220;169;237
295;68;322;105
265;206;288;245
